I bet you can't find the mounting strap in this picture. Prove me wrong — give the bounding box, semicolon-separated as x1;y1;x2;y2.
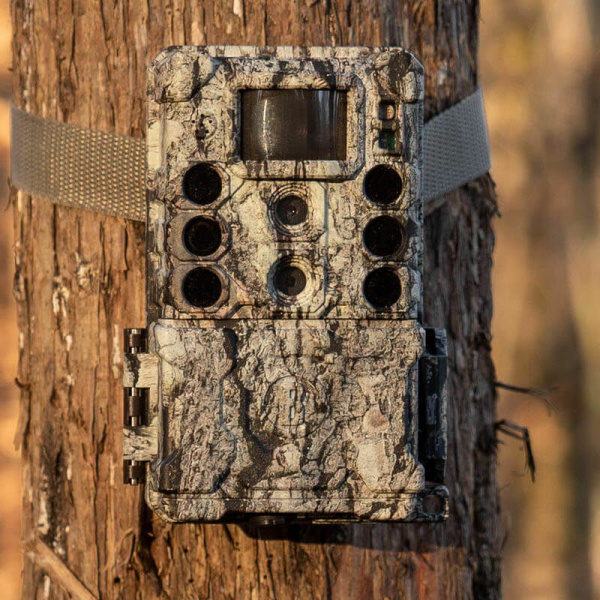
10;87;490;222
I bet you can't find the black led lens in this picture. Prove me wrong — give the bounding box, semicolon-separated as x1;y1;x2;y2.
275;195;309;226
363;215;405;257
273;264;307;297
183;163;222;205
182;217;222;257
182;267;222;308
364;165;403;205
363;267;401;309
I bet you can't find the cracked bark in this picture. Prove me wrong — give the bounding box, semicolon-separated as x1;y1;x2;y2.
11;0;500;598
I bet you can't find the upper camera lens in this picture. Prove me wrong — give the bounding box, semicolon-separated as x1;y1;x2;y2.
364;165;403;205
182;217;222;257
363;215;405;257
275;195;309;226
183;163;222;205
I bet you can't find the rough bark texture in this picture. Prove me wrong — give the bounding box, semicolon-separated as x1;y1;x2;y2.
11;1;500;598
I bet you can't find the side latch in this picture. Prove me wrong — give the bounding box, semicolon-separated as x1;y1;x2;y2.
123;328;149;485
419;328;448;484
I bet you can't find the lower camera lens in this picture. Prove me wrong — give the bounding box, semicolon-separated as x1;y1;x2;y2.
275;195;309;226
363;267;401;309
182;267;222;308
183;217;222;256
363;215;405;257
273;264;307;297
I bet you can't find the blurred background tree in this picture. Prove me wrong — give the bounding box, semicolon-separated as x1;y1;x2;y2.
0;0;20;597
481;0;600;598
0;0;599;598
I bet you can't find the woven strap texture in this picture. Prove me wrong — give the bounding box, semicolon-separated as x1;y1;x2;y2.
10;87;490;222
10;106;146;221
422;87;490;202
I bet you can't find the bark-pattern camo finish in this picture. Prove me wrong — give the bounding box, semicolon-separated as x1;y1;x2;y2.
126;46;447;522
146;46;424;320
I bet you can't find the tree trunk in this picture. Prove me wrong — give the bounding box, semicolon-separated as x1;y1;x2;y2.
11;1;500;598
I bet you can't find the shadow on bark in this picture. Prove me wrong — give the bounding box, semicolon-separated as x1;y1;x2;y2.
239;522;458;551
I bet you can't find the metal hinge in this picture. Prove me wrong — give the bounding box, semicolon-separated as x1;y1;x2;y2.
123;459;147;486
123;328;149;485
124;386;148;427
124;327;147;353
123;327;149;427
419;328;448;484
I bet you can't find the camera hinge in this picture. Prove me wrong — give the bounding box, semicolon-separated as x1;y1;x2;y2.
123;328;155;485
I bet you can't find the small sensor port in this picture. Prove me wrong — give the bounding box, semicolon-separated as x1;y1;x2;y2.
378;101;396;121
378;130;397;152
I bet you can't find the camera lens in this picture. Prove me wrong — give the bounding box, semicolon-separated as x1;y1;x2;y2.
363;267;401;309
275;195;309;226
182;217;222;257
182;267;222;308
183;163;222;205
363;215;405;257
273;264;307;297
364;165;403;205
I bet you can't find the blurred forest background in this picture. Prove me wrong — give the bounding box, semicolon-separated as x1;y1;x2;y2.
0;1;599;598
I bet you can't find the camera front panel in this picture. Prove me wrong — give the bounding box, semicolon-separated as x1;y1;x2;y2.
146;46;423;321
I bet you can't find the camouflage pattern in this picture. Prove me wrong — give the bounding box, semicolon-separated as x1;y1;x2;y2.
124;46;448;522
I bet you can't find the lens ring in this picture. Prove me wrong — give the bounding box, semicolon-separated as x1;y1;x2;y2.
182;216;223;257
274;264;307;297
183;163;222;205
363;267;402;309
182;267;223;308
268;186;314;238
363;165;403;205
269;256;315;306
275;195;309;227
362;215;405;257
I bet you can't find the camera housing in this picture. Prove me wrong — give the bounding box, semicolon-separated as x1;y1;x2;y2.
123;46;448;523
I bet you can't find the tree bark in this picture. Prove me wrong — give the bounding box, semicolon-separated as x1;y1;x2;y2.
11;1;500;598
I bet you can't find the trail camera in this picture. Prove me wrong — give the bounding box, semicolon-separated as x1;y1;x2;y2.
123;46;448;524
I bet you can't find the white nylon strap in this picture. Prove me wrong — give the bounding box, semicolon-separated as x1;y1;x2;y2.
10;87;490;222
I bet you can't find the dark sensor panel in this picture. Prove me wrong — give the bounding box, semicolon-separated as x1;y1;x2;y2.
241;89;347;161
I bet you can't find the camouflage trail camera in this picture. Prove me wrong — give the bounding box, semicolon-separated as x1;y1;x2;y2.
123;46;448;524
